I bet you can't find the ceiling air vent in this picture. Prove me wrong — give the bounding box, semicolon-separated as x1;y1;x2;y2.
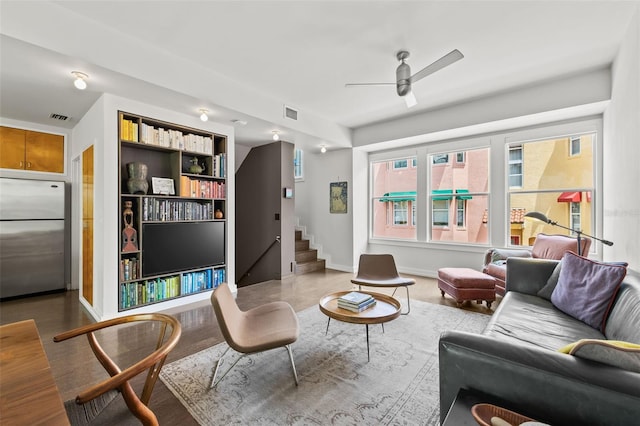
284;105;298;121
49;113;69;121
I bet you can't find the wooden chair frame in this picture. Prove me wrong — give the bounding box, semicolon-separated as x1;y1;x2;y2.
53;313;181;426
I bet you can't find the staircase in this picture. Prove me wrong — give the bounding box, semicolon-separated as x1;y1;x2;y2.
295;230;325;274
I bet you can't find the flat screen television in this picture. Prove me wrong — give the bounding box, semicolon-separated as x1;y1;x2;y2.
142;221;225;278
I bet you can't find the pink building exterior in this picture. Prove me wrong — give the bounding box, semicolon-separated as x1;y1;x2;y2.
372;149;489;243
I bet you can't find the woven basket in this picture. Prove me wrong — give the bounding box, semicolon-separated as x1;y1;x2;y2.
471;403;536;426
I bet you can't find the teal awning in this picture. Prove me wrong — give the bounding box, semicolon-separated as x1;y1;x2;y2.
379;191;416;202
432;189;453;200
456;189;472;200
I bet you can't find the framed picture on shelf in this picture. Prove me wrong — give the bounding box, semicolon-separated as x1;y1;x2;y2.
151;177;175;195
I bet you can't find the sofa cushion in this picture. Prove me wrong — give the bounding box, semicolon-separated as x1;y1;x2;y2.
559;339;640;374
551;252;627;332
537;260;563;300
484;291;604;351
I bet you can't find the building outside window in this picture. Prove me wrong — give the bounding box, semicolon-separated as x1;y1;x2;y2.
456;152;465;163
508;134;594;247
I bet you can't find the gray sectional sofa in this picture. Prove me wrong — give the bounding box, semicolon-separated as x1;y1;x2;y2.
439;257;640;425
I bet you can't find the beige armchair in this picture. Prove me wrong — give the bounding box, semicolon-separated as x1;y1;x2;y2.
209;283;299;388
483;233;591;296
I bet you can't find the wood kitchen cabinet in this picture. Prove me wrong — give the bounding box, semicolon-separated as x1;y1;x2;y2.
0;126;64;173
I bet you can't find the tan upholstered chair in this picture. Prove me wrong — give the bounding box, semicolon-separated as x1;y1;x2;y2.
53;313;181;426
351;254;416;314
483;233;591;296
209;283;299;388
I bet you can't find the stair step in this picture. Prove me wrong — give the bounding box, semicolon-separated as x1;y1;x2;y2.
295;239;309;251
295;249;318;263
295;230;302;241
295;259;326;275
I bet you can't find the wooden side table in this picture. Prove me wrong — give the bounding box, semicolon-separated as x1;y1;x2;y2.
319;291;401;361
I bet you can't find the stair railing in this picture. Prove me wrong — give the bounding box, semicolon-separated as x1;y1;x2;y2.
237;236;281;284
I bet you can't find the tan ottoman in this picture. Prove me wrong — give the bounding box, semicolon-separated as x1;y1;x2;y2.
438;267;496;308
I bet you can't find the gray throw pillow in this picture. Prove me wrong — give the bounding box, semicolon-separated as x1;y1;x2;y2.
537;261;562;300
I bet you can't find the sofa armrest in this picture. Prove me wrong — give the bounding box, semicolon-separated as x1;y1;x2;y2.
439;331;640;425
483;248;532;268
505;257;558;295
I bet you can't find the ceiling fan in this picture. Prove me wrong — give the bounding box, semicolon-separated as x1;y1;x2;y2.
345;49;464;108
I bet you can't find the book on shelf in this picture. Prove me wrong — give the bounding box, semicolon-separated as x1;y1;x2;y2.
337;298;377;313
338;291;373;306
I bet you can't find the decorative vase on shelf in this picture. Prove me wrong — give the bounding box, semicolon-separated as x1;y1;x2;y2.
188;157;204;175
126;162;149;195
215;209;224;219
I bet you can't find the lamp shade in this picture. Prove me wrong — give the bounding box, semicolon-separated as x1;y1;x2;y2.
524;211;550;223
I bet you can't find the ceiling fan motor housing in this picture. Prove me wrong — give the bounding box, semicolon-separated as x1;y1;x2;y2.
396;58;411;96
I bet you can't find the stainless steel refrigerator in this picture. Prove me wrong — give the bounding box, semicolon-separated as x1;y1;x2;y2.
0;178;65;299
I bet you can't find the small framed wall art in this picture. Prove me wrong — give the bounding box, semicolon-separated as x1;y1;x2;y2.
330;181;348;214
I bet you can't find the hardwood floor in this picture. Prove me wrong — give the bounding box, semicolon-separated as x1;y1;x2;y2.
0;269;497;425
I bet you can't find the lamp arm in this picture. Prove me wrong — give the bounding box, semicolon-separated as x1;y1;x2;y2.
548;221;614;247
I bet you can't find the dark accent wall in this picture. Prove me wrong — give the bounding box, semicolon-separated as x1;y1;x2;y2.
235;141;295;287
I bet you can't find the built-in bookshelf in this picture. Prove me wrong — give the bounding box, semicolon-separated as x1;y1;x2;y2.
118;111;227;311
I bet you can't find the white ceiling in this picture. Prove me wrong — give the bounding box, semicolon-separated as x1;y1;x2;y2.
0;1;637;150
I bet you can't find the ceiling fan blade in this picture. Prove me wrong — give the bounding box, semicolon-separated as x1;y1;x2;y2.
345;83;395;88
410;49;464;84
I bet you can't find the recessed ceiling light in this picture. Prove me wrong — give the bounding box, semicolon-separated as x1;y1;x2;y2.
272;130;280;141
71;71;88;90
199;109;209;122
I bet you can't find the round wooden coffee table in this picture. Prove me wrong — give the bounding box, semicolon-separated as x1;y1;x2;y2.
319;291;401;361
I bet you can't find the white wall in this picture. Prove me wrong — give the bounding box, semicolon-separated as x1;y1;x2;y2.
294;148;353;271
604;6;640;269
71;93;235;321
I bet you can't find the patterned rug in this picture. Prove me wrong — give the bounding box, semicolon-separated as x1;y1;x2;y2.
160;299;489;425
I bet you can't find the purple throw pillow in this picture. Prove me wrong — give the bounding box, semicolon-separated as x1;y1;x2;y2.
551;252;627;332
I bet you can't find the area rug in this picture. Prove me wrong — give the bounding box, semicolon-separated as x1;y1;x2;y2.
160;299;489;425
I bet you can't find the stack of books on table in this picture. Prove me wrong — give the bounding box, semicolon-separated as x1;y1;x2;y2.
338;291;377;313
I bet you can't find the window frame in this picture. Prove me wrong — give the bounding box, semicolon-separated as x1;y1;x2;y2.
366;117;602;256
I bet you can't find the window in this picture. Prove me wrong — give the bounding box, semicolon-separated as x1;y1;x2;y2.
456;198;465;227
294;149;303;180
432;154;449;164
393;201;408;225
570;136;581;156
509;146;523;188
508;133;594;247
393;159;408;169
371;157;417;240
432;199;449;226
411;158;417;167
429;148;489;243
570;202;581;231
